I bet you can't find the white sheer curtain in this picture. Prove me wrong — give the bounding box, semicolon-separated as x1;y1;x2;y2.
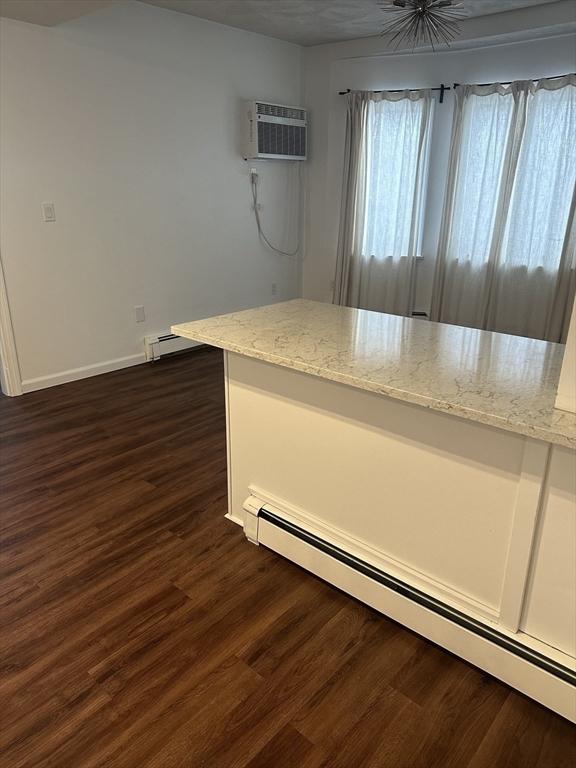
431;75;576;342
334;89;434;316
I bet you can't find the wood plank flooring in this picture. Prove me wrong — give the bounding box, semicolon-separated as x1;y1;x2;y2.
1;347;574;767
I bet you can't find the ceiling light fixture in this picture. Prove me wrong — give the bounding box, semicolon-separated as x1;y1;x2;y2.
380;1;467;51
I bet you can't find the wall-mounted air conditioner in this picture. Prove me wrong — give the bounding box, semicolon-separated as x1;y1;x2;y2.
244;101;307;161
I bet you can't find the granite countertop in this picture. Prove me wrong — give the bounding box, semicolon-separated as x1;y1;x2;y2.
172;299;576;448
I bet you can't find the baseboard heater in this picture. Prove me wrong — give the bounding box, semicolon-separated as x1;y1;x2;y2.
144;333;203;362
242;495;575;718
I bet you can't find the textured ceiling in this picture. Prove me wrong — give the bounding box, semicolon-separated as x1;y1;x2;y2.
140;0;563;46
0;0;564;42
0;0;113;26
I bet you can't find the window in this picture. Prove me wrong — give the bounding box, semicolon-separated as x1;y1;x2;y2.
334;90;433;316
361;95;433;261
431;77;576;341
336;76;576;341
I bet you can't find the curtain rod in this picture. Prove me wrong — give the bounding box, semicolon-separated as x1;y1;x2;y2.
338;74;574;104
453;72;574;88
338;84;450;103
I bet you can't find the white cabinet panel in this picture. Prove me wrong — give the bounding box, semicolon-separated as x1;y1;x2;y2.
227;353;527;614
521;445;576;657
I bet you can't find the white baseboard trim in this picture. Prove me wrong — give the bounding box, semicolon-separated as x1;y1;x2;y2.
225;512;244;527
21;353;146;393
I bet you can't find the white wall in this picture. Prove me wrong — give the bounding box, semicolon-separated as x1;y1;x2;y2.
0;1;302;389
302;6;576;306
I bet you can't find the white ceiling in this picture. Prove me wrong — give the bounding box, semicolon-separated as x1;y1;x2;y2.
140;0;563;46
0;0;565;45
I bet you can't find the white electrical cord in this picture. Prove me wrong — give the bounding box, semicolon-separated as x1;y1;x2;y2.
250;168;301;258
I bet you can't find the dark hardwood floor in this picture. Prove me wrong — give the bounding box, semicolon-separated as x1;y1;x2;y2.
0;347;574;767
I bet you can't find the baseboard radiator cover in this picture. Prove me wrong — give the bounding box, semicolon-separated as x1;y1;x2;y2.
144;333;202;362
242;495;576;721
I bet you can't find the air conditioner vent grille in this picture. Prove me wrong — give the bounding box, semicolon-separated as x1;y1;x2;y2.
257;122;306;158
256;103;306;121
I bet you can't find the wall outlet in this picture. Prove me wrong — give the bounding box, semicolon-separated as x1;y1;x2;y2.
134;305;145;323
41;202;56;222
271;283;277;296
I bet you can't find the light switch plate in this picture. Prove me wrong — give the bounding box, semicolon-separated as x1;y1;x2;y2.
41;202;56;222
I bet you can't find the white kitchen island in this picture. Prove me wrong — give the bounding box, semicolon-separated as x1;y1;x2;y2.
173;299;576;721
